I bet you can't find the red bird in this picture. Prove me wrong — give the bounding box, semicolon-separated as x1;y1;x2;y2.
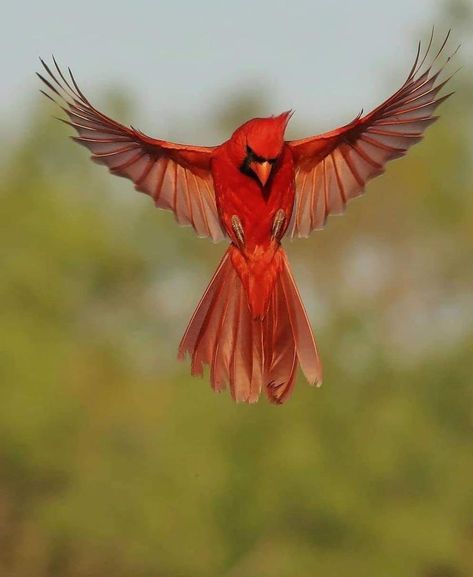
38;32;456;404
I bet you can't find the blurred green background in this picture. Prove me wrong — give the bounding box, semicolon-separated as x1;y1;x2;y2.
1;1;473;576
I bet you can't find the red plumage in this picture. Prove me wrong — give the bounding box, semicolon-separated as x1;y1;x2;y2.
37;31;457;403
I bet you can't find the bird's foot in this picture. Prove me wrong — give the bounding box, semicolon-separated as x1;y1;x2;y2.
231;215;245;248
271;209;286;241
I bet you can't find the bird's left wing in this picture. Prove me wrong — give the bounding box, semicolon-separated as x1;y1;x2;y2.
287;32;458;238
38;59;226;242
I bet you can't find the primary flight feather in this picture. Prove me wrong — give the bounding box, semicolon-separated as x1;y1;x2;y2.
38;31;456;404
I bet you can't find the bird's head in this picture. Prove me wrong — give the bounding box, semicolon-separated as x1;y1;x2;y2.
228;111;293;187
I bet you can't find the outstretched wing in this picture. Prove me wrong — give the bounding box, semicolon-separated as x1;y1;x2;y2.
287;31;458;238
37;59;226;242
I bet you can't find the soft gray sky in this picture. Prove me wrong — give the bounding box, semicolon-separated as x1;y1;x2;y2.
2;0;455;142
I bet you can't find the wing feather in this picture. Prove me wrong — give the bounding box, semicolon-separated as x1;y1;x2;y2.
287;32;458;238
38;58;226;242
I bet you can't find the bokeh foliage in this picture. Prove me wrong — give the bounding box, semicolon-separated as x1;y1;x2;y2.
1;13;472;577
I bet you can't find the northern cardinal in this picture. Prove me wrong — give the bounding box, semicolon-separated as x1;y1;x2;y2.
38;32;456;404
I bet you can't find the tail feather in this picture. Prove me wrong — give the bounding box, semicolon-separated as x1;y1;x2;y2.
264;279;298;404
178;254;229;372
278;252;323;386
178;246;322;404
230;288;261;402
209;283;232;394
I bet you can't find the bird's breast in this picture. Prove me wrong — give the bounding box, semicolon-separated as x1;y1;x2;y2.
212;146;296;248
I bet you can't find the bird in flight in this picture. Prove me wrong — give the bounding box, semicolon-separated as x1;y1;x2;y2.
38;31;456;404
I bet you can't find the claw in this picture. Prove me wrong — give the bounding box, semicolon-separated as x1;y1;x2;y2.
231;215;245;248
271;209;286;241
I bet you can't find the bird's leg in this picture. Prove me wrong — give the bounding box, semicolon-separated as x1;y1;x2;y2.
231;215;245;248
271;209;286;241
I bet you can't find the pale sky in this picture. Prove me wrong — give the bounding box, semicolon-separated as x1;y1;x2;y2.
2;0;455;142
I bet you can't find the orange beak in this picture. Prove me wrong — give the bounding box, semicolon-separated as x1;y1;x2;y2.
251;161;272;187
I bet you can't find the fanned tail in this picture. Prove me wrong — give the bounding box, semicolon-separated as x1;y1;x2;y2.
178;246;322;404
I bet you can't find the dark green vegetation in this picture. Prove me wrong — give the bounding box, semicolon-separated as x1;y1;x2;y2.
1;20;472;577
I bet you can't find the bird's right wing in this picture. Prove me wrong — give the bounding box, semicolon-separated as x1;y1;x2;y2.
38;58;226;242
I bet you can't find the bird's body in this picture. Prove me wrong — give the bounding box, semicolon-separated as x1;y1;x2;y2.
211;119;296;317
178;118;319;402
213;138;295;251
38;31;456;403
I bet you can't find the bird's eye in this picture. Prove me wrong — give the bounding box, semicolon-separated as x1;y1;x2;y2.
246;145;255;159
268;157;277;165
